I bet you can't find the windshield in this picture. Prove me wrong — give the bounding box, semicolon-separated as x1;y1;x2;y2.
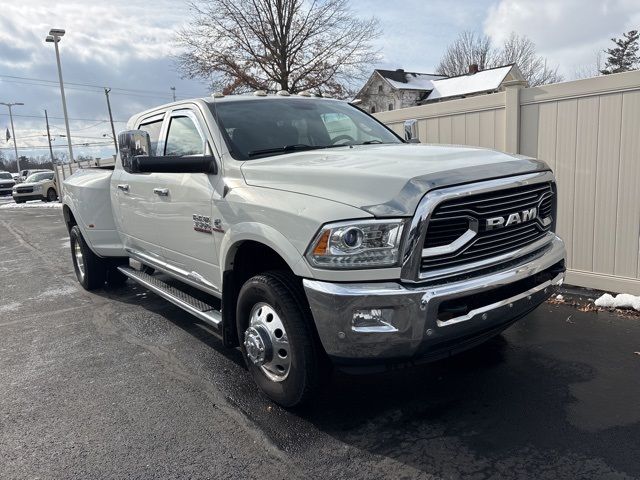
209;98;402;160
25;172;53;183
0;172;12;180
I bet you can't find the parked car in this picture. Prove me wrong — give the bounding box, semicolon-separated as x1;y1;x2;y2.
61;93;566;407
12;170;58;203
11;173;21;182
0;171;16;196
19;169;50;182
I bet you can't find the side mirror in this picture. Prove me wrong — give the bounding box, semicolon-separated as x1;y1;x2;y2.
131;155;217;174
118;130;152;171
117;129;217;174
404;119;420;143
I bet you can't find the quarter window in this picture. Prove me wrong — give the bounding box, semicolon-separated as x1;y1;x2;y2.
165;116;204;156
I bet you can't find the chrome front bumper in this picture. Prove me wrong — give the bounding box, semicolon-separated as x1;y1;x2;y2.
303;235;565;366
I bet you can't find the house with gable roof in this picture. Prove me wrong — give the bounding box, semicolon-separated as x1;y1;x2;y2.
354;64;526;113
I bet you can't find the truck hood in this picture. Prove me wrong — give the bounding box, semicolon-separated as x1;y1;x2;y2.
240;144;550;216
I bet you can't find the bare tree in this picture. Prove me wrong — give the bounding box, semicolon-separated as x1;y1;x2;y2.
573;51;604;80
175;0;381;98
436;31;496;77
436;31;563;86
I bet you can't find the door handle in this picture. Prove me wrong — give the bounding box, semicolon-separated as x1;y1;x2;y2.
117;184;130;192
153;187;169;196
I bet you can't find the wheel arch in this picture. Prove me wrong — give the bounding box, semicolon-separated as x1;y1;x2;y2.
219;227;312;348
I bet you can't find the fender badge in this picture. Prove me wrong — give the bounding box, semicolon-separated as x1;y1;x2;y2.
192;214;213;234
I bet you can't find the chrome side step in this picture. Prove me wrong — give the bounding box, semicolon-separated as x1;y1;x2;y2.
117;266;222;331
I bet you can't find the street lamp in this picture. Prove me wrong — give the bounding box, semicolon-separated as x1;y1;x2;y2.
45;28;74;162
0;102;24;172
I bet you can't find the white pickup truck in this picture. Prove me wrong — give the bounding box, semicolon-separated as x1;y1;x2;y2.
62;92;565;406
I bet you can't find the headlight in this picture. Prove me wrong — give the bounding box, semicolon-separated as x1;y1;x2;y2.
306;219;405;269
33;185;42;192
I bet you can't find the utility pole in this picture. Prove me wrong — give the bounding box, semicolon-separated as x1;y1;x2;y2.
45;29;74;162
44;109;55;164
0;102;24;172
170;86;176;102
104;88;118;154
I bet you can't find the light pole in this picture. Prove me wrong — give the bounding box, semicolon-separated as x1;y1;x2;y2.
0;102;24;172
45;28;74;162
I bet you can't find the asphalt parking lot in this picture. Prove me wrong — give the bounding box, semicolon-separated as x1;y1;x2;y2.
1;199;639;479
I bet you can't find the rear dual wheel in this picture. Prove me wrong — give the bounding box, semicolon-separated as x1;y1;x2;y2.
69;225;127;290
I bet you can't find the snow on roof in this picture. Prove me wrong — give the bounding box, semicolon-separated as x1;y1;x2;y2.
427;65;515;101
376;69;445;91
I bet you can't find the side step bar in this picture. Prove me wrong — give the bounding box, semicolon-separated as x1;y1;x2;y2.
117;266;222;331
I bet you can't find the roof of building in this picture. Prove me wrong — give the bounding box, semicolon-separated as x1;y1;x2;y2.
355;64;524;103
375;69;446;90
427;64;520;101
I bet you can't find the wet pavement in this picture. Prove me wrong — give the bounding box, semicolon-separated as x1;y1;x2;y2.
1;202;639;479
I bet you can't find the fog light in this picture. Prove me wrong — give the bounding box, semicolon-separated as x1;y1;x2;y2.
352;308;397;332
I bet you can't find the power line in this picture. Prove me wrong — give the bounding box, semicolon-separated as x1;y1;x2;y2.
0;112;127;123
0;142;112;150
0;74;205;98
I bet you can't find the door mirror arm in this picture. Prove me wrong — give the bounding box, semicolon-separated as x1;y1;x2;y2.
130;155;217;174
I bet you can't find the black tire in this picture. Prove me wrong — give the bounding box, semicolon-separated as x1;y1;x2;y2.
46;188;57;202
69;225;107;290
105;263;128;287
14;199;24;204
236;271;327;407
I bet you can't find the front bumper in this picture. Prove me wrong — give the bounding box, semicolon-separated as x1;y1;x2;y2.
304;235;565;368
12;193;45;202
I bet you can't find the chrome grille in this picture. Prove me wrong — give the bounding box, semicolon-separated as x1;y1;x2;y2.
421;182;555;273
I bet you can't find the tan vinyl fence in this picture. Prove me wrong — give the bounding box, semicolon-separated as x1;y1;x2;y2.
375;70;640;295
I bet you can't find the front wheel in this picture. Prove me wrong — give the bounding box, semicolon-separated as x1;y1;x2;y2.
236;271;327;407
46;188;57;202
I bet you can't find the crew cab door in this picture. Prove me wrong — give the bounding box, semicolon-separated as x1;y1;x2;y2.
112;113;166;264
151;107;223;294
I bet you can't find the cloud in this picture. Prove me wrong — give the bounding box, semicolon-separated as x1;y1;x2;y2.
484;0;640;77
0;0;208;160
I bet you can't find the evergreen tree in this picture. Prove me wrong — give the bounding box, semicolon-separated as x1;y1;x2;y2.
600;30;639;75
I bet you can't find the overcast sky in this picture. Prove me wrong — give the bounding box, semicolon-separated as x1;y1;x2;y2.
1;0;638;161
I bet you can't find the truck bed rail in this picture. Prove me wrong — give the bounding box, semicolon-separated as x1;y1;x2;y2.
54;155;116;198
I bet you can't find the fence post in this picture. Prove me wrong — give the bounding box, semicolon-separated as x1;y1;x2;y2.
504;80;527;154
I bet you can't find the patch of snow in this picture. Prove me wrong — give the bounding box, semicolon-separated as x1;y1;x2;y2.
385;73;445;91
0;201;62;209
0;302;22;313
36;285;78;300
555;294;564;301
428;65;513;101
594;293;640;312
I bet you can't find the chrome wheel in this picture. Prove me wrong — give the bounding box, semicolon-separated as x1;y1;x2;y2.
244;302;291;382
74;241;85;281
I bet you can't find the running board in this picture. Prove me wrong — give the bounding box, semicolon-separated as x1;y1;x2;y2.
117;266;222;331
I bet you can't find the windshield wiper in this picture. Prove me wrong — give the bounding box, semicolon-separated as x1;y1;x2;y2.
248;144;324;157
247;143;349;157
360;140;384;145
